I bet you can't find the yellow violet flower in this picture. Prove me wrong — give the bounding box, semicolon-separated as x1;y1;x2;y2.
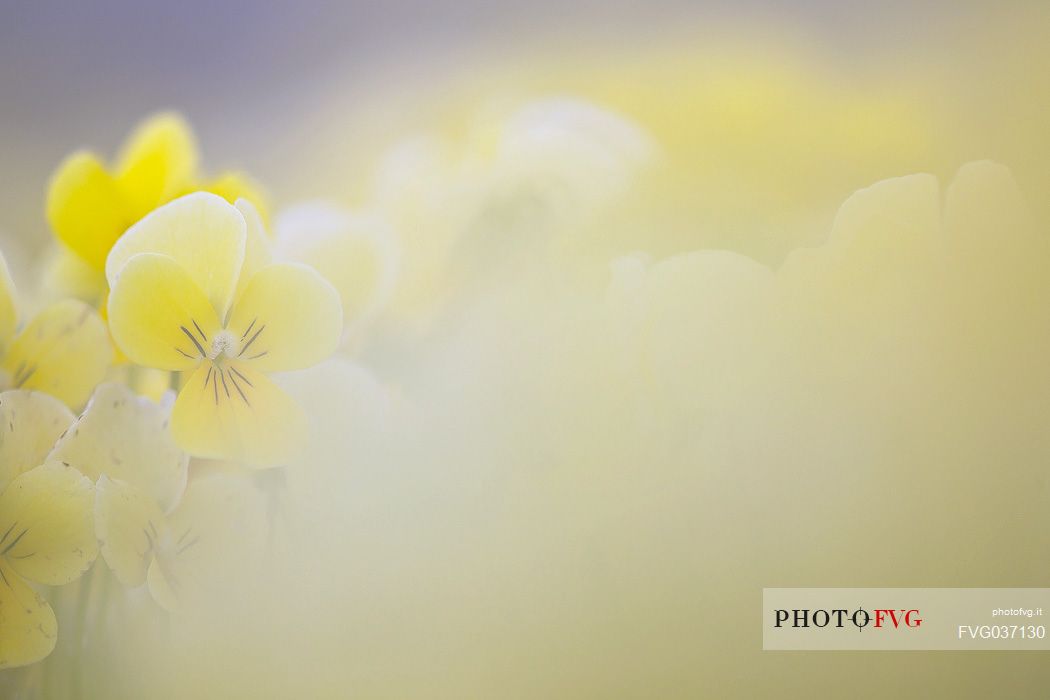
39;381;261;612
95;471;267;613
274;203;399;340
48;382;188;513
93;465;266;612
106;192;342;466
0;251;111;409
47;113;198;272
0;391;97;670
363;98;653;322
45;112;268;304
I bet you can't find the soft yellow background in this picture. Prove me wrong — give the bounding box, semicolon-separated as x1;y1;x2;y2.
2;2;1050;698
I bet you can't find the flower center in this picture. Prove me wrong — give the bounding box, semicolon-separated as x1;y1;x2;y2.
209;329;237;360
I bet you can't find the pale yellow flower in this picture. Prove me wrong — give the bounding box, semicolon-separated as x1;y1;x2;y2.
0;252;111;409
44;382;267;612
274;203;399;342
105;192;342;466
0;391;97;670
370;98;653;321
48;382;187;512
95;471;267;612
44;112;268;305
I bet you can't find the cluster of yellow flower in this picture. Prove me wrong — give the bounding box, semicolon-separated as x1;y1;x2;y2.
0;114;343;670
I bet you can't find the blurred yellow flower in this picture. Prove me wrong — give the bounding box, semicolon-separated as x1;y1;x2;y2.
773;160;1048;410
506;45;938;264
48;113;195;270
48;382;188;512
274;203;399;343
0;391;97;670
95;471;267;612
105;192;342;466
0;252;111;409
44;112;268;306
370;98;654;321
36;381;263;613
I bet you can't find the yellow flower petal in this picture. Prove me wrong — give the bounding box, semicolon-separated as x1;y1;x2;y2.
2;300;112;409
206;171;269;224
147;473;267;612
0;251;18;353
226;263;342;372
0;390;74;493
234;198;273;300
944;161;1039;260
825;172;941;257
778;173;941;322
0;462;97;586
130;367;175;403
49;383;188;511
275;204;399;328
46;151;132;270
94;475;167;587
42;246;108;309
0;559;57;670
107;253;220;371
115;112;199;215
106;192;247;318
146;556;179;613
171;361;306;467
